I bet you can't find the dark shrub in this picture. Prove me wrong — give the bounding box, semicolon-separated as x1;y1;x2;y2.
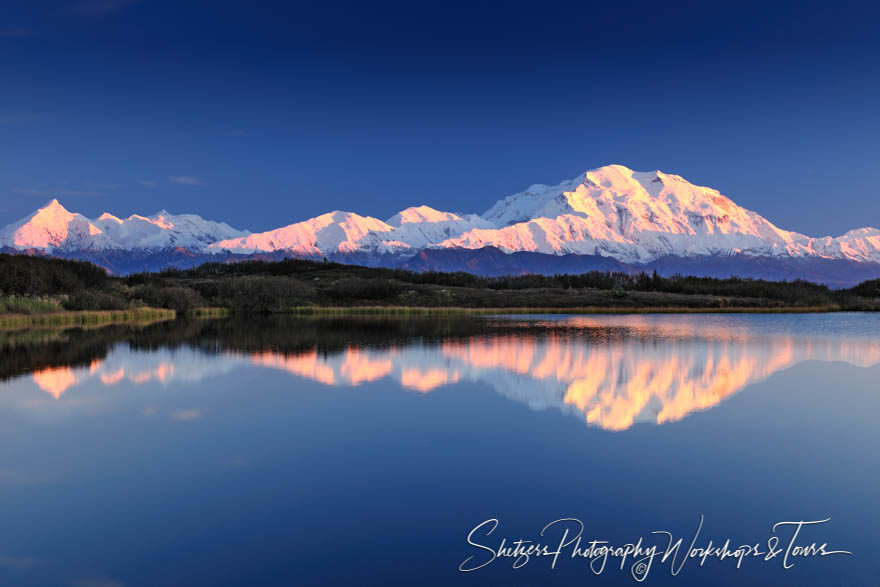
848;278;880;298
325;278;404;302
64;291;128;311
0;254;108;296
136;285;204;313
213;276;316;313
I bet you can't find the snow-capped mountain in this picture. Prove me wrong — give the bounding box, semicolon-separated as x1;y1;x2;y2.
209;205;492;257
0;199;248;252
0;199;114;251
469;164;880;264
209;210;398;256
91;208;248;251
208;164;880;266
3;165;880;284
384;206;495;250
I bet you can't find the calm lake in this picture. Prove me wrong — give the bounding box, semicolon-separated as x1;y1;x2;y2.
1;313;878;586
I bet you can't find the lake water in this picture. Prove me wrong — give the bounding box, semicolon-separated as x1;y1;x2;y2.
0;313;878;586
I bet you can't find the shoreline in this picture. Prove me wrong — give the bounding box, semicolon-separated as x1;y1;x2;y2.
0;303;865;330
287;305;844;316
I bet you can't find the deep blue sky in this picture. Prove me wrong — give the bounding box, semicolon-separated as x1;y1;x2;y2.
1;0;878;236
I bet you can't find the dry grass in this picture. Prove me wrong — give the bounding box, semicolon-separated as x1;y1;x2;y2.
0;307;176;330
0;294;64;314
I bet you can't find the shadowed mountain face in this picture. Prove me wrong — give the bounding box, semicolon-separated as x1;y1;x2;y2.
396;246;632;276
5;314;880;431
397;246;880;287
3;165;880;284
6;244;880;286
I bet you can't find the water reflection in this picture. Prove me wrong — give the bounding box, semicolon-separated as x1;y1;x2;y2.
4;314;880;430
31;360;176;398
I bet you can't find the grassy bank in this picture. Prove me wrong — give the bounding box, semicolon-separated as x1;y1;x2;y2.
0;307;176;329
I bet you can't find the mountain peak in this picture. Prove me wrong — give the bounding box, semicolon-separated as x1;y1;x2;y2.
387;205;462;226
483;165;719;227
591;163;634;174
40;198;68;212
580;165;696;191
583;164;675;188
0;197;105;251
32;199;77;224
97;212;123;223
314;210;378;225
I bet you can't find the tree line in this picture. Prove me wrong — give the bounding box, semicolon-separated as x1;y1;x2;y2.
2;253;879;313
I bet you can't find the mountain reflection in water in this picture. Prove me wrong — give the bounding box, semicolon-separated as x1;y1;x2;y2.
4;314;880;431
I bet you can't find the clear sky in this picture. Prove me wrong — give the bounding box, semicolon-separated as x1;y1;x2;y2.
1;0;878;237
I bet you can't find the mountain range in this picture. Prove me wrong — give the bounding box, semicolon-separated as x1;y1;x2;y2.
3;164;880;286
